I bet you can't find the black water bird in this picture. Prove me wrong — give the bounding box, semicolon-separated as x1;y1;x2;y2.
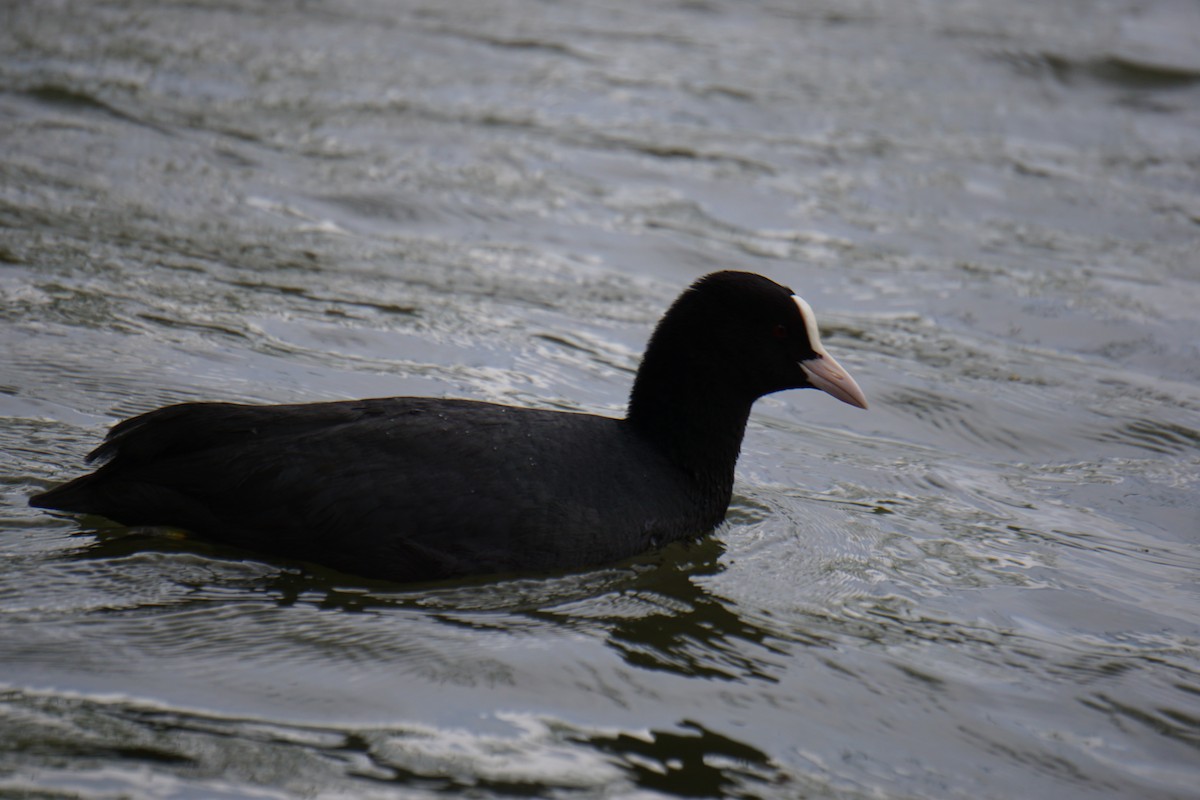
30;271;867;582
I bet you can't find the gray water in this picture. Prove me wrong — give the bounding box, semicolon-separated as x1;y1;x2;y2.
2;1;1199;797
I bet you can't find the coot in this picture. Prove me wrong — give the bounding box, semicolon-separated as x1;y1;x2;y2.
31;271;867;582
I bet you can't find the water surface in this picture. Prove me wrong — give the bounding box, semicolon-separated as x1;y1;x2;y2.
2;1;1199;797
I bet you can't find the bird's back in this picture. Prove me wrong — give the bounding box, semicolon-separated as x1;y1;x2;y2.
32;397;722;581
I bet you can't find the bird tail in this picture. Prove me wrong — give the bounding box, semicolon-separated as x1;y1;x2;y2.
29;473;103;514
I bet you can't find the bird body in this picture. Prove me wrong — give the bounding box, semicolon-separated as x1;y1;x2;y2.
31;271;867;582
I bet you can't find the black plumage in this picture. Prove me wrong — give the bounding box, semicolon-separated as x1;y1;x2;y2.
30;271;867;582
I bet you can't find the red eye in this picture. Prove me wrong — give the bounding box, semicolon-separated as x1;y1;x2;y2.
772;324;788;340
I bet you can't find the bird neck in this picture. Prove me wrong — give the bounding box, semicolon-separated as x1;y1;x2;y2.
624;366;755;496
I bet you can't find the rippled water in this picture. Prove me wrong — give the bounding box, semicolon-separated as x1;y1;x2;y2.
3;0;1199;797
